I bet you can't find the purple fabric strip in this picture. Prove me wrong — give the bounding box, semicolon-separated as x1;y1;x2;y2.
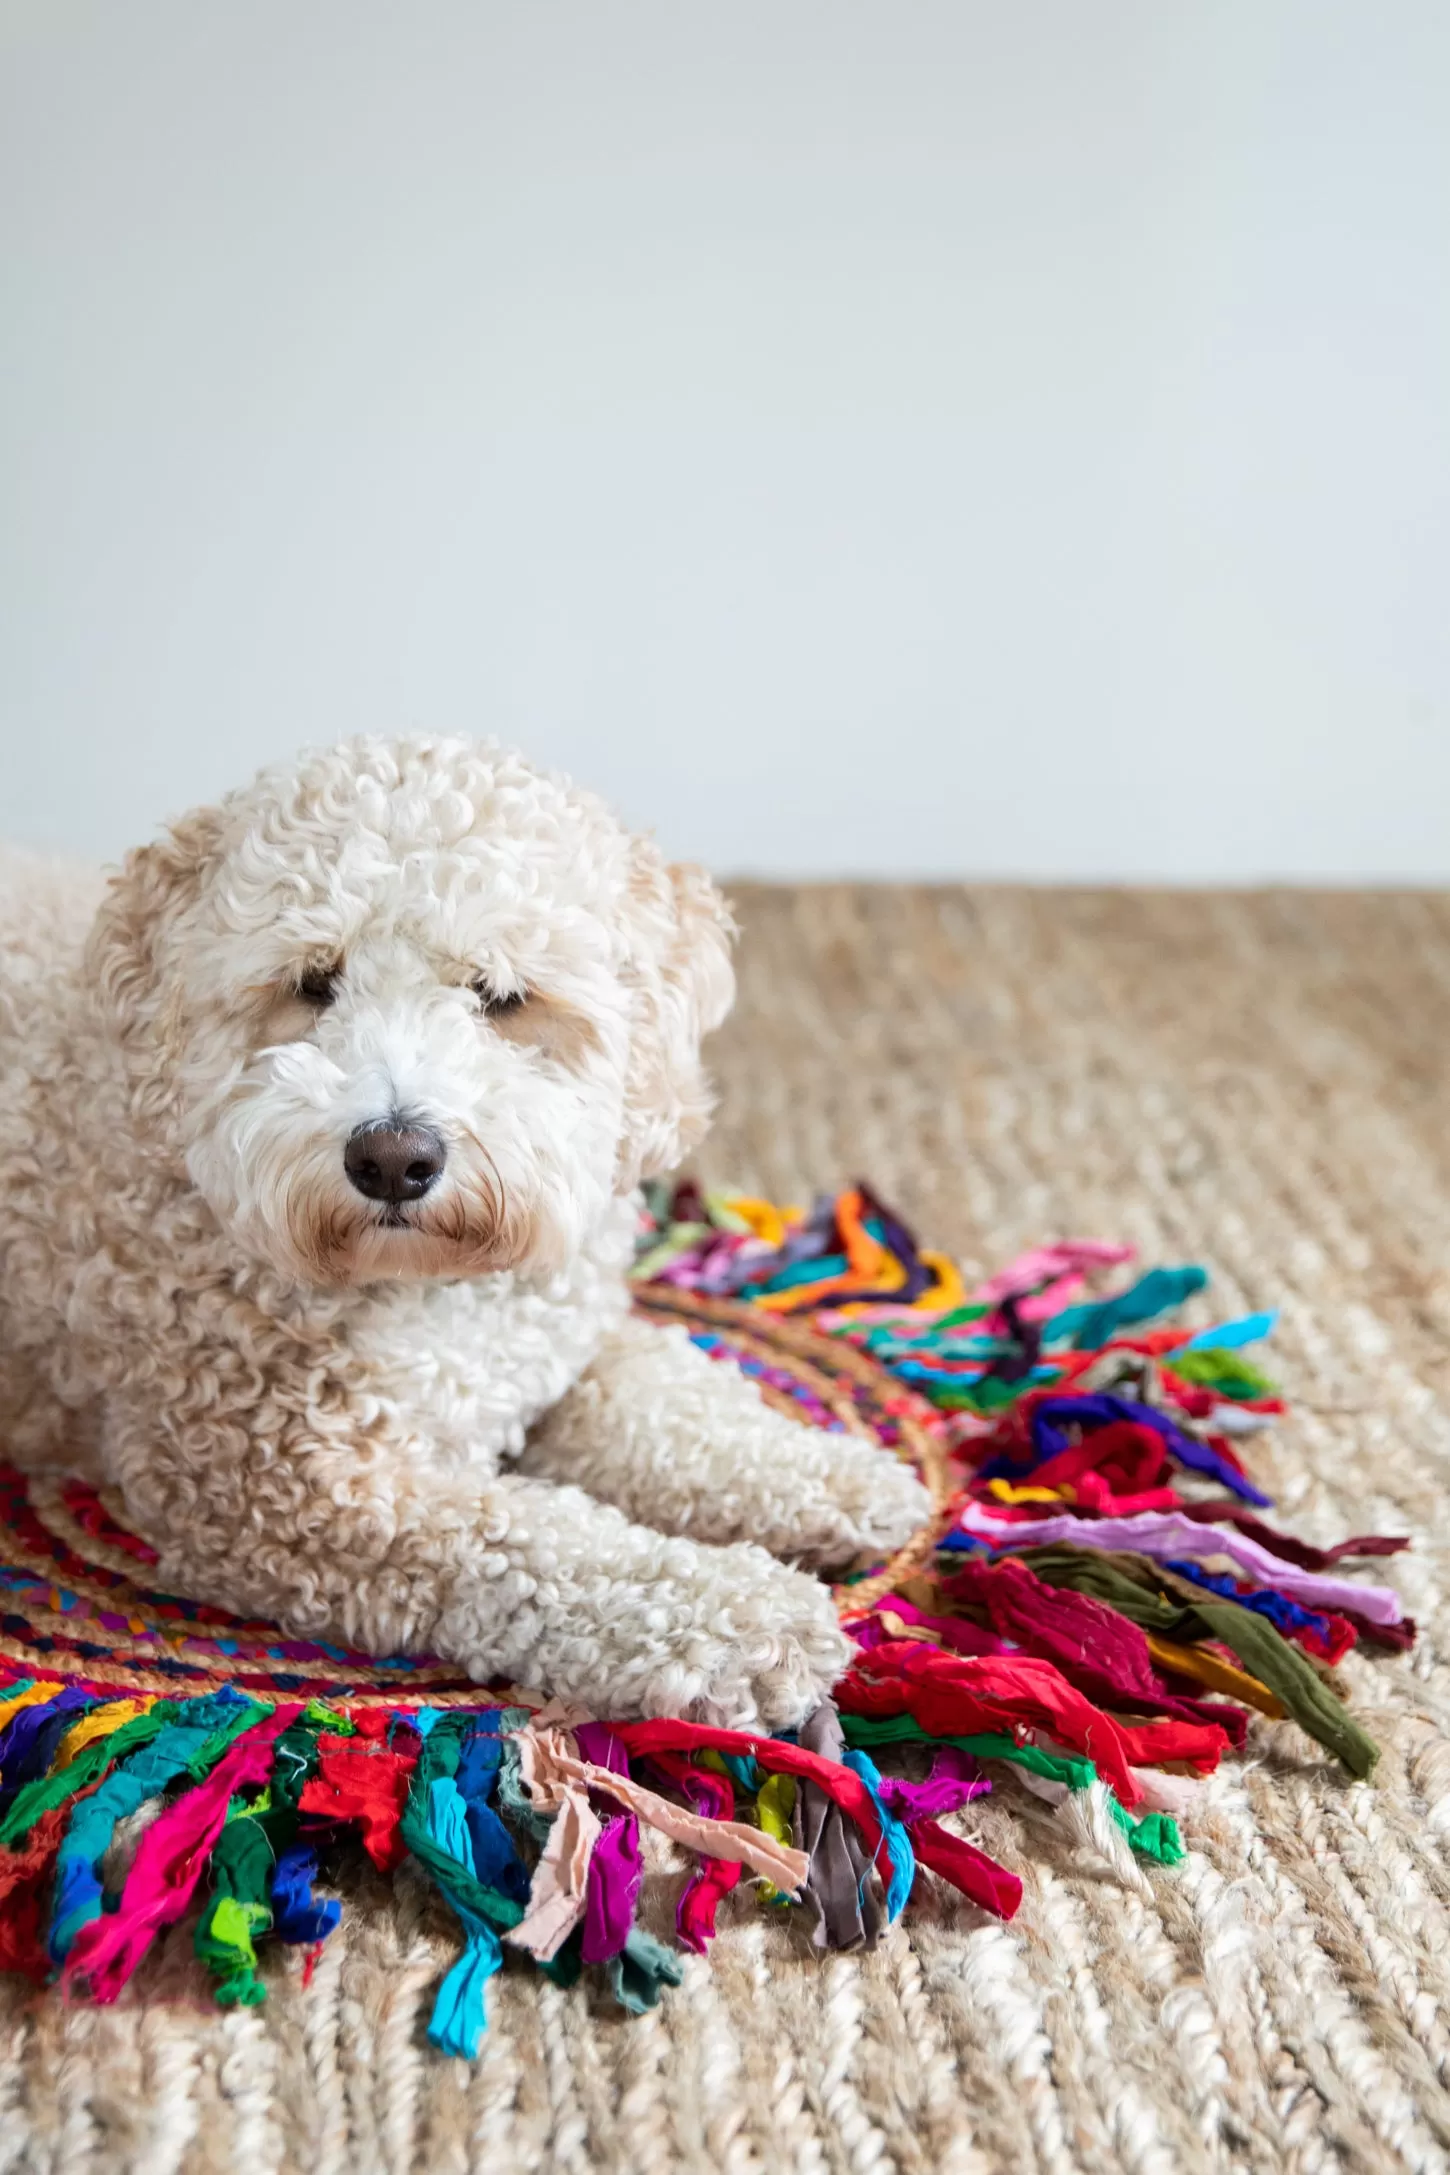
573;1721;629;1776
875;1747;992;1826
580;1814;643;1964
0;1685;93;1782
954;1505;1406;1624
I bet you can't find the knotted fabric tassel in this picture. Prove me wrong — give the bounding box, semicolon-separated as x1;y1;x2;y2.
63;1702;298;2003
50;1690;268;1968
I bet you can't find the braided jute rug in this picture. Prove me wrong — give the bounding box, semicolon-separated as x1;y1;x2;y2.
3;884;1449;2175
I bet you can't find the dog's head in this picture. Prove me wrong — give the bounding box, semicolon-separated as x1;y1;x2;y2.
87;737;734;1286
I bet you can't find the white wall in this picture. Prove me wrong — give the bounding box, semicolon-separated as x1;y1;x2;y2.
3;2;1448;881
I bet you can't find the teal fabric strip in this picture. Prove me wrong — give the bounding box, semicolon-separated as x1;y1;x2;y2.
424;1775;503;2058
1044;1266;1209;1349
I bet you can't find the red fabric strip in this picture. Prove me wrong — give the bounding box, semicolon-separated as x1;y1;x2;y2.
612;1717;1025;1915
0;1803;70;1981
1030;1422;1170;1497
625;1711;1025;1926
1332;1604;1417;1652
1111;1717;1231;1772
611;1720;900;1877
912;1818;1023;1919
649;1752;743;1953
942;1556;1250;1749
836;1644;1150;1806
299;1739;418;1871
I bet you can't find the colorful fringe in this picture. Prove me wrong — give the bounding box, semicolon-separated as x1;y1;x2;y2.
0;1184;1412;2052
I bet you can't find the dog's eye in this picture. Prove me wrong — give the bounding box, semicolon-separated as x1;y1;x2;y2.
472;979;527;1018
296;965;341;1007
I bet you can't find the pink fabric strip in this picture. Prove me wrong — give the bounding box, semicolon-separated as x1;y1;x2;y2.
816;1304;942;1331
665;1762;742;1955
62;1703;300;2003
506;1712;601;1961
514;1719;809;1888
556;1734;808;1887
970;1242;1137;1328
970;1242;1131;1306
954;1505;1406;1625
509;1782;601;1962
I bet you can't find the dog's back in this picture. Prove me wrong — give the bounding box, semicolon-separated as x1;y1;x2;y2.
0;848;111;1468
0;844;105;1052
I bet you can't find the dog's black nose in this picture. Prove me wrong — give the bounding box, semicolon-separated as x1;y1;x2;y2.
344;1122;447;1204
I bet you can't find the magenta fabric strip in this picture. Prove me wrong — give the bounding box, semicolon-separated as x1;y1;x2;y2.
850;1598;1008;1659
944;1555;1250;1747
874;1745;992;1825
668;1764;742;1955
62;1703;299;2002
581;1814;643;1965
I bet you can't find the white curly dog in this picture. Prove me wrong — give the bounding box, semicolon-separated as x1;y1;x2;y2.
0;738;928;1727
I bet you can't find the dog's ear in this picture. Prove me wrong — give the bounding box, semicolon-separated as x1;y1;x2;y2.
616;841;736;1191
86;807;226;1096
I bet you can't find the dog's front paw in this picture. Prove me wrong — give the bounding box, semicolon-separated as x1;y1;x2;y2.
820;1449;934;1563
774;1441;935;1573
631;1544;853;1732
703;1564;853;1731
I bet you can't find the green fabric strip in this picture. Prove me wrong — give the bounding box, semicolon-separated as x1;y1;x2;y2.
607;1927;684;2013
1020;1546;1379;1779
1169;1349;1279;1400
0;1703;180;1850
1105;1800;1187;1865
194;1802;276;2006
841;1713;1095;1790
839;1712;1183;1860
193;1702;346;2005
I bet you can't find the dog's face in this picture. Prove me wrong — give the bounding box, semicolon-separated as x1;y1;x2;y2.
87;738;733;1287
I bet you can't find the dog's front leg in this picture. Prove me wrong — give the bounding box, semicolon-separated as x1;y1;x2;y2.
517;1314;932;1568
104;1398;849;1728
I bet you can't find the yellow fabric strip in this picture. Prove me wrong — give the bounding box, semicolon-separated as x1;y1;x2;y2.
722;1196;789;1248
755;1770;798;1905
55;1697;153;1770
0;1681;65;1733
756;1771;795;1848
917;1250;968;1312
1146;1633;1286;1717
987;1480;1064;1506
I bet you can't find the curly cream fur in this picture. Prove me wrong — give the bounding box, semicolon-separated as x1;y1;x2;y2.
0;738;928;1727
